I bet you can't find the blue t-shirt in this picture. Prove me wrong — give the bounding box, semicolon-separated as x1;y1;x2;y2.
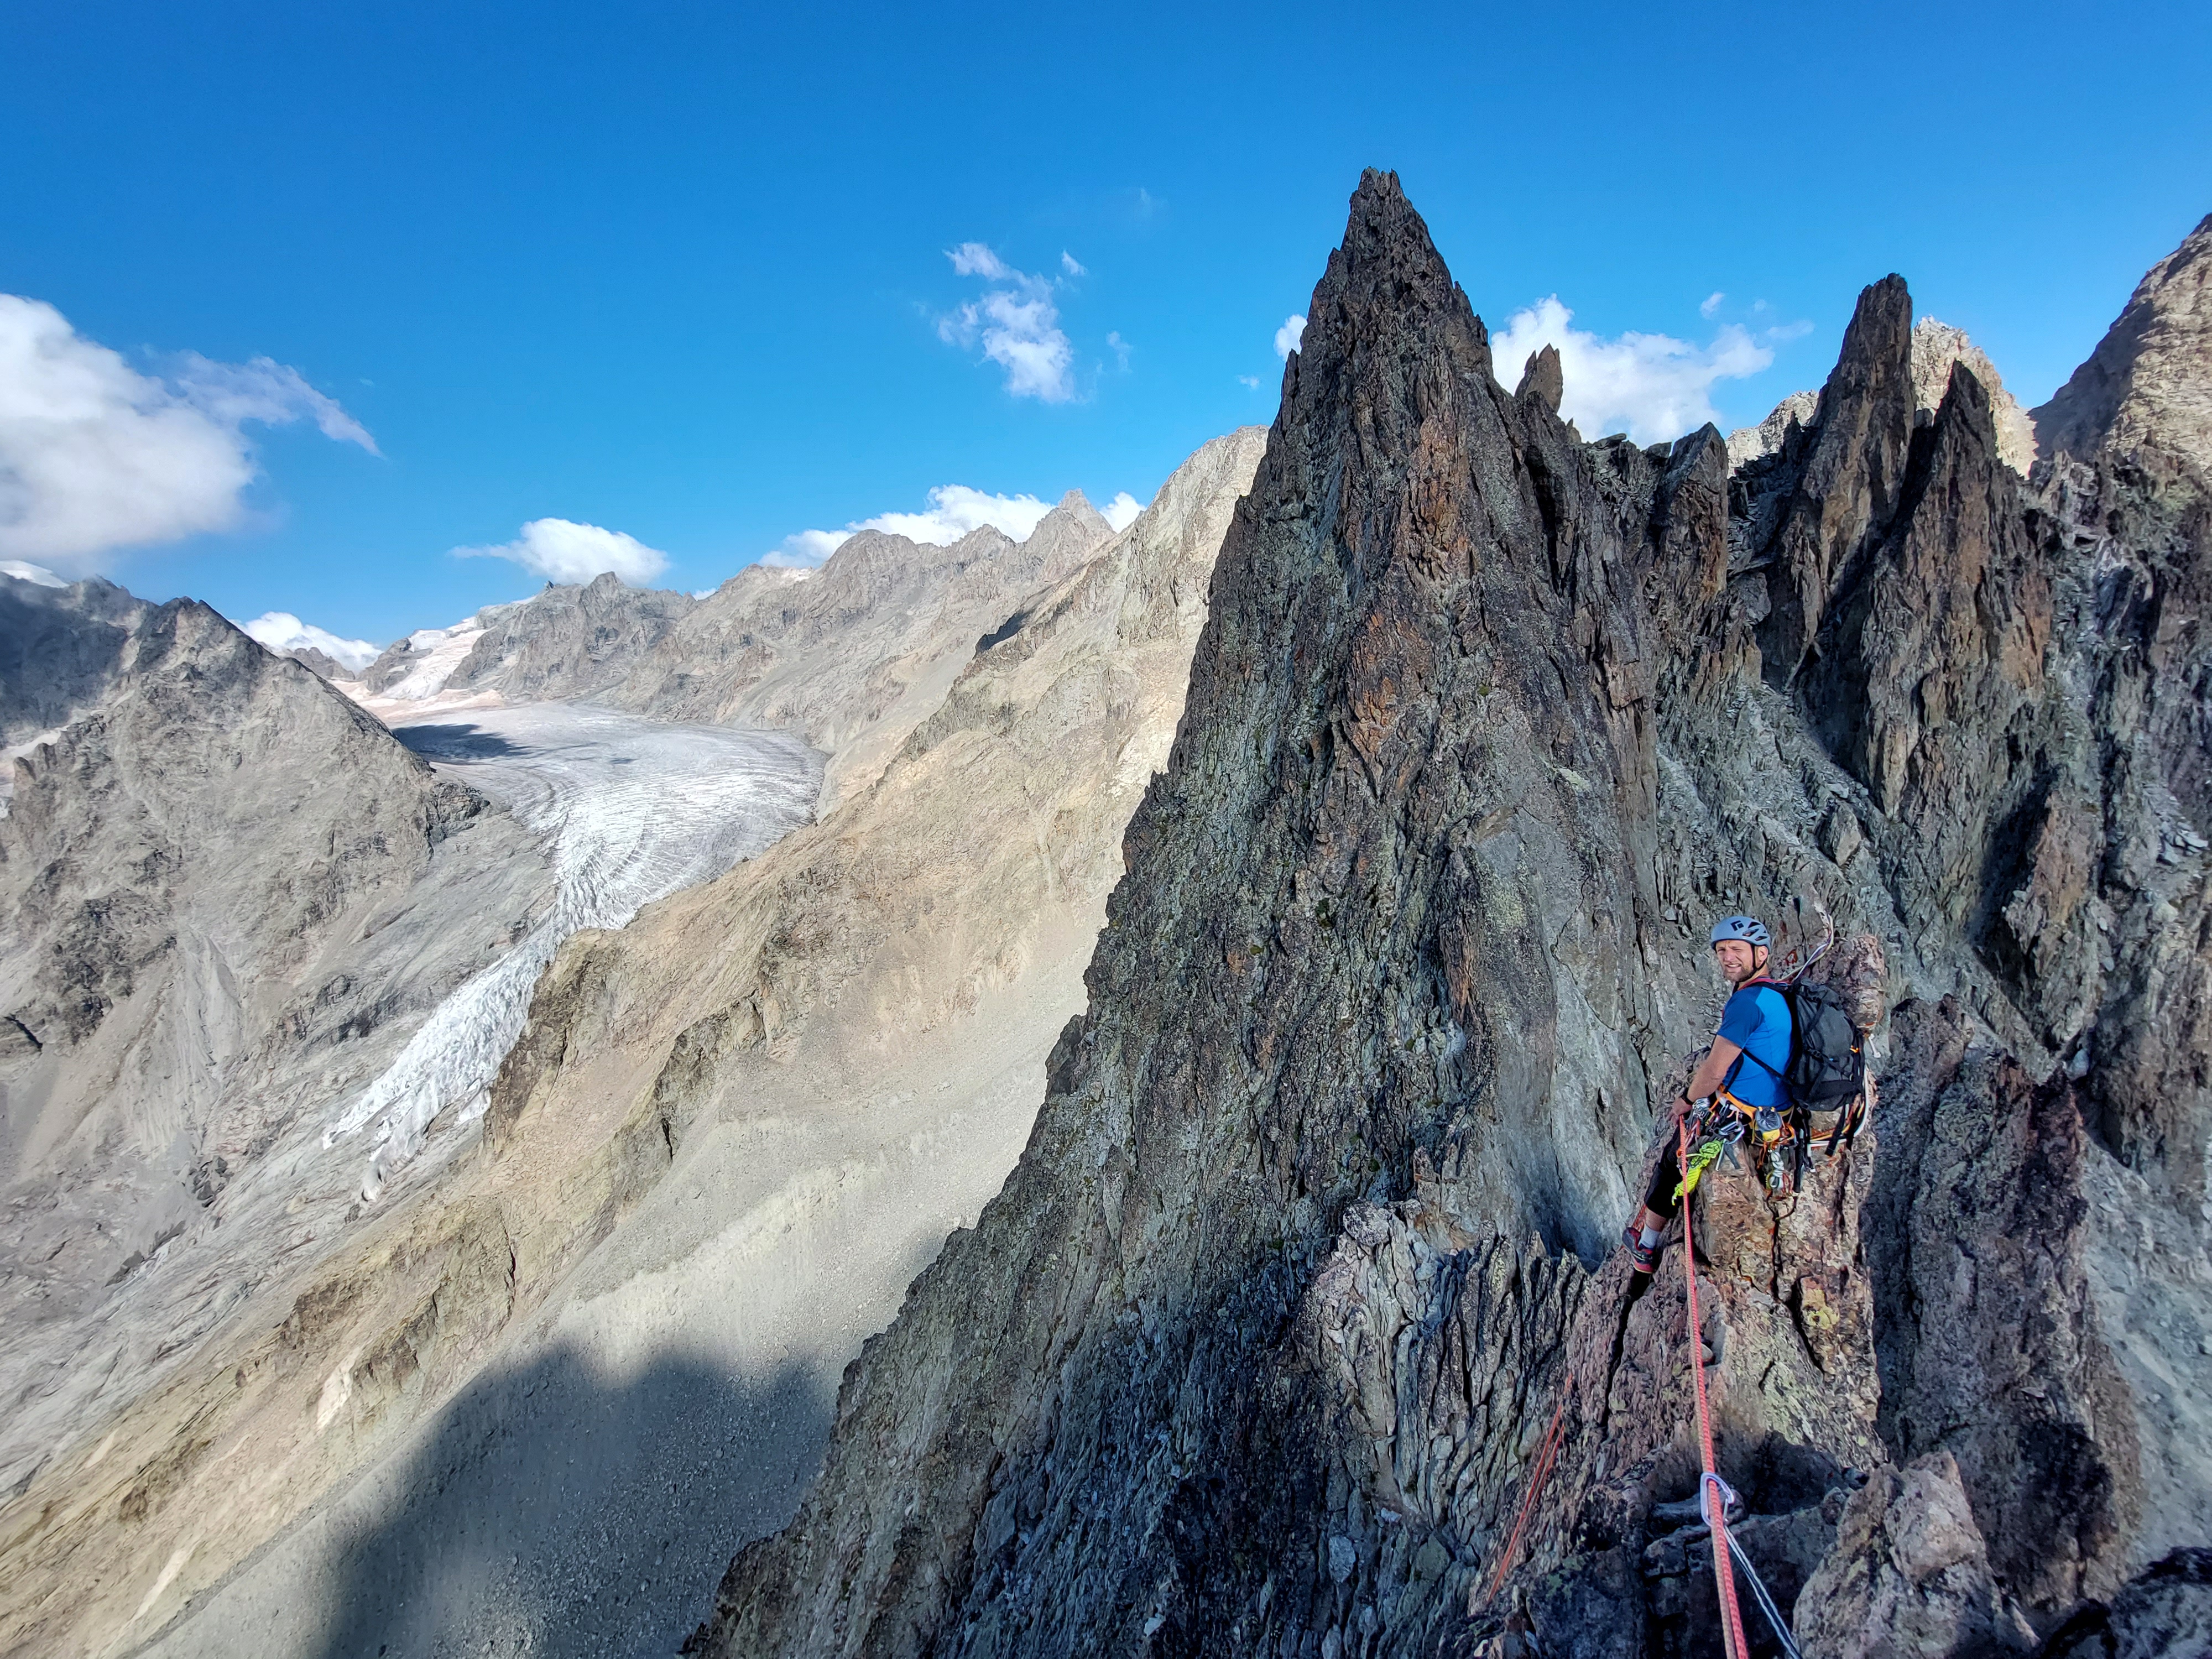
1717;982;1792;1108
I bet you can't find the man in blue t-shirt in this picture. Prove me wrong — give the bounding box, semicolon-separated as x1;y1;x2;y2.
1621;914;1792;1274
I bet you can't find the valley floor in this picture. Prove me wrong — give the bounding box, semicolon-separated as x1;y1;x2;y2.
131;926;1074;1659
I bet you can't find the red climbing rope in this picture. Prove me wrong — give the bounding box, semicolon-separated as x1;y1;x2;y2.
1679;1119;1752;1659
1481;1370;1575;1611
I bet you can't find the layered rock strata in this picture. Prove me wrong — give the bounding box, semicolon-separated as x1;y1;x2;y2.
691;173;2208;1658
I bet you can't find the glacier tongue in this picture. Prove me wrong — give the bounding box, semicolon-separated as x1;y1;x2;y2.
325;703;821;1197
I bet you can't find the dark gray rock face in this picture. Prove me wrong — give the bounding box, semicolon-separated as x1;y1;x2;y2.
0;573;149;748
2036;1549;2212;1659
1867;999;2140;1613
687;173;2206;1658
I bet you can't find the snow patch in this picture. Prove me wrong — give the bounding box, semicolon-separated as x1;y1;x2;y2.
376;620;489;701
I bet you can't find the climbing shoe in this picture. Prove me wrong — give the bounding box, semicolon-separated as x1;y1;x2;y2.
1621;1224;1658;1275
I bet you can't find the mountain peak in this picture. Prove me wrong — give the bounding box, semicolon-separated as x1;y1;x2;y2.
1912;317;2037;473
1026;489;1117;585
2033;211;2212;473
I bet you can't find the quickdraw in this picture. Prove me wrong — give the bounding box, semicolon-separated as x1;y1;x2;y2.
1672;1097;1745;1203
1676;1092;1811;1202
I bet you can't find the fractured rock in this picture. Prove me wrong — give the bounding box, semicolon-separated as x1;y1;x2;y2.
687;170;2204;1659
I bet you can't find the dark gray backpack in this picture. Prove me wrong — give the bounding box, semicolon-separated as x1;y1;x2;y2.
1739;977;1869;1152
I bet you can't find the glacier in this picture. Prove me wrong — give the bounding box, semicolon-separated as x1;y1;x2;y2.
325;703;821;1199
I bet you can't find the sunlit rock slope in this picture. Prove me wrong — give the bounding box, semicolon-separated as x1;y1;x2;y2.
2;436;1259;1659
607;490;1119;807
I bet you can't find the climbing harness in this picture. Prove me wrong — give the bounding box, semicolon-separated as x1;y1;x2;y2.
1678;1118;1754;1659
1480;1371;1575;1612
1673;1094;1757;1203
1678;1084;1839;1204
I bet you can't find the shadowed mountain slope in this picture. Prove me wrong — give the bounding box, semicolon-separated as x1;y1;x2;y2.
0;573;151;755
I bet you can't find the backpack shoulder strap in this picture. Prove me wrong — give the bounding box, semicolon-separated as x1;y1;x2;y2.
1723;980;1793;1081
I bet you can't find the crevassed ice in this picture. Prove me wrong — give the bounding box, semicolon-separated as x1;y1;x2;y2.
375;621;489;702
324;704;820;1200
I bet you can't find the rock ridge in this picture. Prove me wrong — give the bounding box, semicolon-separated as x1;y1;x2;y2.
688;170;2209;1658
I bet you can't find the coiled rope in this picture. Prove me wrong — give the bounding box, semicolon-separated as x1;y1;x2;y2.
1679;1119;1753;1659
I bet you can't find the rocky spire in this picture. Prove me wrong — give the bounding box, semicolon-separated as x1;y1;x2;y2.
686;173;2197;1658
1514;343;1563;415
1022;487;1117;586
1912;317;2038;473
1754;274;1916;685
2033;212;2212;474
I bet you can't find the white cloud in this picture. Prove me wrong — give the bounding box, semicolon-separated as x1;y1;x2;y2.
1102;492;1144;532
2;558;65;587
1274;315;1307;359
1061;251;1087;277
1238;374;1262;390
1485;296;1773;445
760;527;849;569
237;611;379;673
1107;331;1131;371
454;518;669;585
0;294;378;571
1700;291;1725;320
762;484;1065;569
937;245;1077;402
947;242;1015;281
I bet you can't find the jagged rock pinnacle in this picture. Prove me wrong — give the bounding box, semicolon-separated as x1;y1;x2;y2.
1516;343;1564;414
684;175;2198;1659
1912;317;2038;473
1755;273;1914;682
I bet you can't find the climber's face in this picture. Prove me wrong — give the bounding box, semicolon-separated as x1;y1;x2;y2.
1712;939;1762;985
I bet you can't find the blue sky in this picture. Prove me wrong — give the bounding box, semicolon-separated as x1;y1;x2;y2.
3;0;2207;650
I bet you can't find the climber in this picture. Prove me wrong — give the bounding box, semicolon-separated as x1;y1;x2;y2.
1619;915;1792;1274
